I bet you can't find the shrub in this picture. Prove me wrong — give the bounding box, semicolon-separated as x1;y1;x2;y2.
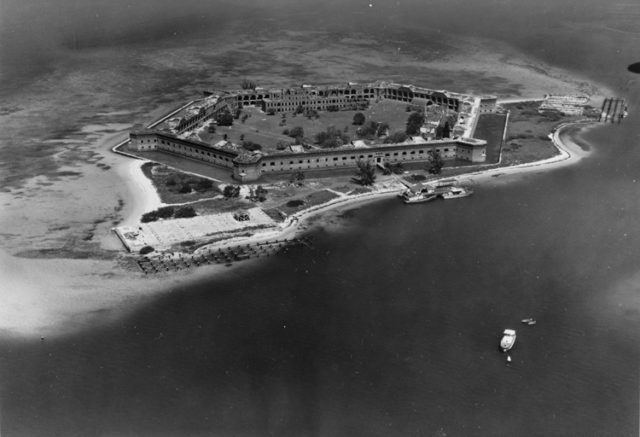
141;211;158;223
290;172;305;184
286;199;305;207
178;184;192;194
174;206;197;218
166;178;176;186
223;185;241;198
196;178;213;191
156;206;174;219
384;162;404;175
242;141;262;151
139;245;155;255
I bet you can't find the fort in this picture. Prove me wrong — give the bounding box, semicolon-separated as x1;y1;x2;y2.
127;81;498;182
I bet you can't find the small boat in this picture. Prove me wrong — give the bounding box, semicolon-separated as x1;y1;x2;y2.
521;318;537;325
400;188;438;204
440;186;473;199
500;329;516;352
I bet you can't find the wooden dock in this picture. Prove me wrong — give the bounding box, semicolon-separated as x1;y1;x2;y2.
600;98;627;124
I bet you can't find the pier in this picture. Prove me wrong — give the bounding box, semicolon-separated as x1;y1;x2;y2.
600;97;627;123
134;237;313;274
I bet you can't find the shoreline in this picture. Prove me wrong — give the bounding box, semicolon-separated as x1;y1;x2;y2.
0;105;603;339
115;94;600;254
183;119;596;253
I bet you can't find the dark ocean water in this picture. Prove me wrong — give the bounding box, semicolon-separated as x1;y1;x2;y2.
2;123;639;436
1;1;640;436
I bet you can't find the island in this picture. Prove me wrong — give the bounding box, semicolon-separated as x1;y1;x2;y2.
111;81;609;274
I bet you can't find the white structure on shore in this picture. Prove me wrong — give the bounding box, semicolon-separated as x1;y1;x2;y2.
539;94;590;116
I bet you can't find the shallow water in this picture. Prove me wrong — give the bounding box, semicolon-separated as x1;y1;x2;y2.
1;1;640;435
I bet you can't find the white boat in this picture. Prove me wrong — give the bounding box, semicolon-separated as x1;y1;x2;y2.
400;187;438;204
402;192;438;203
521;318;537;325
500;329;516;352
400;181;473;203
440;186;473;199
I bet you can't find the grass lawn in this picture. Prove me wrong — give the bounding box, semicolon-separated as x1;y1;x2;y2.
141;162;221;204
270;189;341;216
473;113;507;163
197;99;414;153
500;101;583;165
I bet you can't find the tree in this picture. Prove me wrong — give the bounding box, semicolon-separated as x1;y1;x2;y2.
255;185;268;202
315;126;350;148
406;111;426;135
353;160;377;186
241;79;256;90
208;124;216;133
178;184;192;194
376;122;389;137
223;185;241;199
384;131;408;144
296;104;305;114
216;110;234;126
442;121;451;138
428;150;444;174
353;112;366;125
290;171;305;184
357;120;379;139
288;126;304;140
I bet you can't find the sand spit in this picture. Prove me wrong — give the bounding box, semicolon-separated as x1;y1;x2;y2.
116;159;163;228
